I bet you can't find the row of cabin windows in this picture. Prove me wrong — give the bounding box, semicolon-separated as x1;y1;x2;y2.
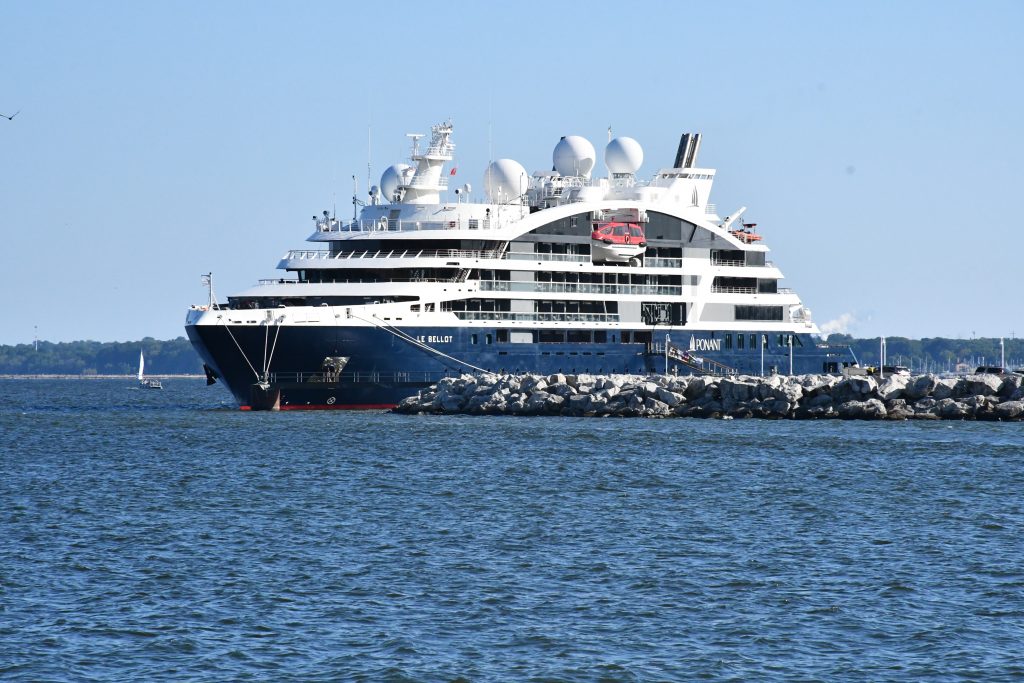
536;271;682;286
452;270;686;286
468;329;654;345
735;305;784;321
711;249;767;266
535;241;590;255
441;300;617;314
713;276;779;293
722;333;804;350
298;268;458;283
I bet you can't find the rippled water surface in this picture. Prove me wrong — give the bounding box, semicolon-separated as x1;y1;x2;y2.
2;378;1024;681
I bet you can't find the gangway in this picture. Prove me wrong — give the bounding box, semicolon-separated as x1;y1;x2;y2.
651;339;738;376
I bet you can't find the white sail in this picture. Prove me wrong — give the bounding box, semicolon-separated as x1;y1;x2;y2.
138;350;145;381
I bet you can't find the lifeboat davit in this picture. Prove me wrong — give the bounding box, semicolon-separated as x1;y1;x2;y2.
591;221;647;264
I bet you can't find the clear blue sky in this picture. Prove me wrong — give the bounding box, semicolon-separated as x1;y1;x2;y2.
2;1;1021;344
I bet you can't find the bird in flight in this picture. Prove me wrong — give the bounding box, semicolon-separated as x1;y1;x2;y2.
1;110;20;121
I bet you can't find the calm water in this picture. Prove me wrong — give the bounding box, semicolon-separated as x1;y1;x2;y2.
2;379;1023;682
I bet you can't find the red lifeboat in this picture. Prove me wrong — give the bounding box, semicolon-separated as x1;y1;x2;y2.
590;221;647;264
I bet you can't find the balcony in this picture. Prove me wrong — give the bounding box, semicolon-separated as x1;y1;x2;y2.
479;280;682;297
710;286;795;295
284;248;502;262
454;311;620;323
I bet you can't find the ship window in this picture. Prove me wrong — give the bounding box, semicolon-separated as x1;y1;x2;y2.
630;226;643;237
567;330;590;343
724;334;732;350
750;334;757;349
737;334;745;350
736;305;784;321
496;329;509;343
470;334;478;345
594;331;607;343
485;334;493;344
613;225;627;236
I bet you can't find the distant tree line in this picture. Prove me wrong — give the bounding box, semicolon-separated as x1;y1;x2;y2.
0;335;1020;376
826;335;1024;373
0;337;203;375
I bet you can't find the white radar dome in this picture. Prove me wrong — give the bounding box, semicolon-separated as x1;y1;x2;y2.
380;163;413;202
553;135;596;178
484;159;528;203
605;136;644;174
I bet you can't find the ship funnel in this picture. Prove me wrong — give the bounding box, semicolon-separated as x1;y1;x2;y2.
674;133;702;169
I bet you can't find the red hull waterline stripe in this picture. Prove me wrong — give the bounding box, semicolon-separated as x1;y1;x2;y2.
239;404;397;411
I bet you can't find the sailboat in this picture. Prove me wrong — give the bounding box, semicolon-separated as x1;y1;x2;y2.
138;350;162;389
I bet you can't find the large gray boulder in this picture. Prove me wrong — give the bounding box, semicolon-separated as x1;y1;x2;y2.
806;393;833;409
995;401;1024;419
643;397;671;417
760;398;792;418
936;398;969;419
932;379;957;400
837;398;887;420
567;393;592;414
543;393;565;413
904;374;938;400
833;376;878;403
877;374;909;400
720;378;757;402
441;394;465;412
547;373;566;386
772;382;804;404
998;374;1024;398
683;377;707;400
656;387;683;406
955;374;1003;398
885;399;914;420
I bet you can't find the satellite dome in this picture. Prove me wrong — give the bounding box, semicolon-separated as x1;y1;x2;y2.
484;159;528;203
605;137;644;174
380;163;412;203
553;135;596;178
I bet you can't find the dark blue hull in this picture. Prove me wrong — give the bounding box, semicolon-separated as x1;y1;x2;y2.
186;324;854;409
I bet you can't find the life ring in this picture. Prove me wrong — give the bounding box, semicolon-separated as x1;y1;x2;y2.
326;396;336;405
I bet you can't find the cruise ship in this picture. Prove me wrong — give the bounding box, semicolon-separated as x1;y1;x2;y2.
185;122;855;409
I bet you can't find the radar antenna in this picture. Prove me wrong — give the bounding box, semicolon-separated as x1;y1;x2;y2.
351;175;366;220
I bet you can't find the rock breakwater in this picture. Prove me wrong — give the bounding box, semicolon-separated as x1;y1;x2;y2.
394;372;1024;420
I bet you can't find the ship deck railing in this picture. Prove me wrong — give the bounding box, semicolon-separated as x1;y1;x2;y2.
653;341;739;376
255;277;463;286
285;248;505;261
711;286;795;295
453;311;620;323
711;257;776;268
480;280;683;297
317;217;502;233
284;249;684;269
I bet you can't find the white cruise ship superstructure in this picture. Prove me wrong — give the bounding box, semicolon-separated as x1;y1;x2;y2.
185;122;854;409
